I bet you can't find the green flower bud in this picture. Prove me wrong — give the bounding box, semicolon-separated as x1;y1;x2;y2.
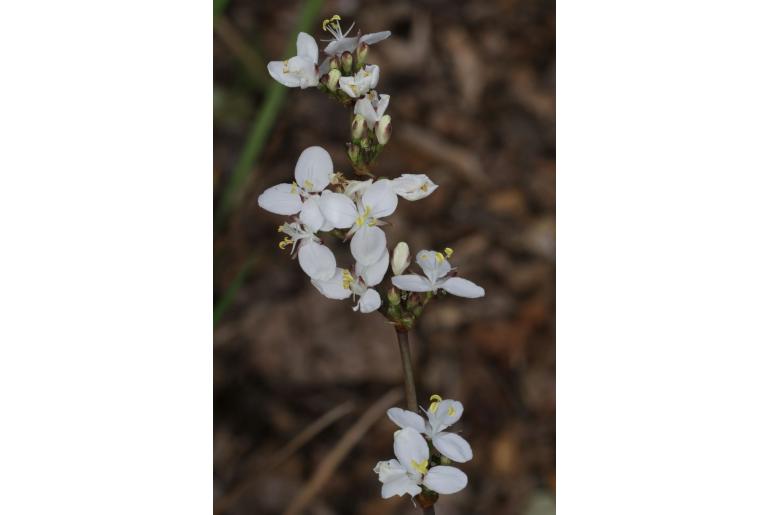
329;56;340;70
327;69;341;92
351;114;366;141
375;114;392;145
347;143;361;164
341;51;353;74
387;288;400;306
355;42;369;67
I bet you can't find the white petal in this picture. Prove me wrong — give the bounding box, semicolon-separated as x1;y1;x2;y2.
376;94;390;118
440;277;485;298
299;196;325;233
374;459;407;483
257;183;302;215
338;76;361;98
391;173;438;201
360;31;391;46
415;250;451;284
266;60;301;88
324;37;358;56
391;274;433;292
319;191;357;228
365;64;380;89
297;240;336;281
432;432;473;463
354;97;378;128
294;146;333;192
295;32;318;64
344;179;372;198
361;179;398;219
350;224;386;266
355;248;389;286
393;427;429;471
430;399;464;432
381;475;422;498
387;407;427;433
311;268;352;300
355;288;381;313
423;466;467;495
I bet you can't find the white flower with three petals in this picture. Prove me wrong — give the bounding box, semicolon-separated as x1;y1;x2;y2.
373;427;468;499
391;249;485;298
266;32;319;89
354;91;390;130
276;222;336;281
338;65;380;98
319;179;397;266
320;15;391;56
257;146;335;233
311;250;388;313
387;395;473;463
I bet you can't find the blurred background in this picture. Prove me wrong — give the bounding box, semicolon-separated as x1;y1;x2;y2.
214;0;554;513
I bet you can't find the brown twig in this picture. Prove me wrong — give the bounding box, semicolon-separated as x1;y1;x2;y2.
396;329;419;412
282;388;402;515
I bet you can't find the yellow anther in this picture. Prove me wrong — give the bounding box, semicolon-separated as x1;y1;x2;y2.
410;459;429;475
331;14;341;22
282;60;289;73
355;206;372;226
435;253;445;264
342;269;354;289
420;183;428;192
303;179;314;191
429;394;442;413
278;237;292;250
322;18;331;30
444;247;454;258
277;225;283;233
448;406;457;417
290;181;298;194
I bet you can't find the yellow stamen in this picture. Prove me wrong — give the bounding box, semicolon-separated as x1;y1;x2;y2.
342;269;354;289
303;179;314;191
448;406;456;417
435;252;445;264
278;237;292;250
290;181;298;194
410;459;429;475
355;206;372;227
429;394;442;413
277;225;283;233
444;247;454;258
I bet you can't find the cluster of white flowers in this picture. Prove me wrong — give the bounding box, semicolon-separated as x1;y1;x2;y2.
374;395;471;499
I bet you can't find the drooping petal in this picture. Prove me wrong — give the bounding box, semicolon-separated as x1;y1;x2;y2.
355;288;381;313
423;466;468;495
390;174;438;201
257;183;302;215
362;179;398;219
311;268;353;300
354;97;378;129
360;31;391;46
350;224;386;266
391;274;433;293
295;32;318;64
415;250;452;284
430;399;464;432
440;277;485;298
393;427;430;472
387;407;427;433
294;146;333;192
432;432;473;463
319;190;357;228
297;240;336;281
266;60;302;88
299;196;326;233
381;474;422;498
355;248;389;286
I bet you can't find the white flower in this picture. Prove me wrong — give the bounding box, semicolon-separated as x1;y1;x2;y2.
266;32;319;89
387;395;473;463
391;242;410;276
391;249;485;298
343;179;372;198
319;179;397;266
391;174;438;201
311;257;386;313
373;427;468;499
321;15;391;56
257;146;335;233
276;222;336;281
354;91;390;130
338;65;380;98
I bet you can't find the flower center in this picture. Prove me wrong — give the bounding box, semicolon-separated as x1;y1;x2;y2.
290;181;298;194
355;205;372;226
303;179;314;191
429;394;442;413
410;459;429;475
342;269;354;289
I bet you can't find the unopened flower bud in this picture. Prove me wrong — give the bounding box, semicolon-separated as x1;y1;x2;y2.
355;42;369;66
327;69;341;92
375;114;392;145
391;242;410;275
329;56;340;70
406;293;421;311
341;51;353;74
347;143;360;163
387;288;400;306
351;114;366;141
319;73;330;89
